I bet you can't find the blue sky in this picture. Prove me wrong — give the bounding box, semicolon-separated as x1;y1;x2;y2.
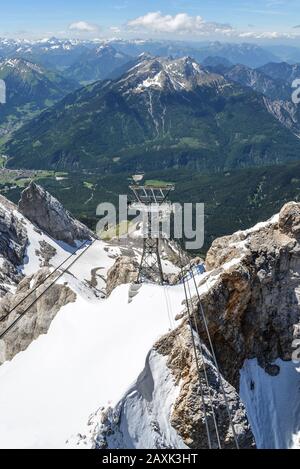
1;0;300;42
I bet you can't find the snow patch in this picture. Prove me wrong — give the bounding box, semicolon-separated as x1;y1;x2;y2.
71;350;187;449
240;358;300;449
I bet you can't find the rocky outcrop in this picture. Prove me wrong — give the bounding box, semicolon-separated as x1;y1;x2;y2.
35;240;57;267
278;201;300;239
18;182;93;245
0;195;27;296
156;324;255;449
160;238;191;268
72;322;254;449
263;97;300;137
194;204;300;387
106;256;139;296
0;268;76;363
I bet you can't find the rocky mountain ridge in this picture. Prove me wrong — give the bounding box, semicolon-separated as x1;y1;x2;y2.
18;182;93;245
0;57;78;136
64;45;131;84
5;55;300;171
0;185;300;448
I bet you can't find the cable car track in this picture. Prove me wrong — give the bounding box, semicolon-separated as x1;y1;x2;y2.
0;235;240;449
0;239;97;340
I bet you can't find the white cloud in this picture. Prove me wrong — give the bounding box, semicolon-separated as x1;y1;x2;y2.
126;10;300;41
110;26;122;34
238;31;300;39
68;21;100;33
127;11;233;36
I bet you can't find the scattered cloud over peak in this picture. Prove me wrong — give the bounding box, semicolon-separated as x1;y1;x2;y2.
110;26;122;35
126;11;300;41
127;12;233;36
68;21;101;34
239;31;299;40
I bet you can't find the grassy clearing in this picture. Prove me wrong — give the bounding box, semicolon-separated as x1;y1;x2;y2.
144;179;174;187
0;155;6;168
83;181;94;190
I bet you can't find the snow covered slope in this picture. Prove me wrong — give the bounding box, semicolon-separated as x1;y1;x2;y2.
240;359;300;449
0;190;122;297
3;188;300;450
0;282;186;448
0;188;188;448
71;349;188;449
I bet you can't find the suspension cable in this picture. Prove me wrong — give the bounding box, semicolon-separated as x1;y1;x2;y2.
186;277;222;449
163;284;175;332
163;283;190;366
0;238;94;324
190;267;240;449
181;270;212;449
0;240;97;341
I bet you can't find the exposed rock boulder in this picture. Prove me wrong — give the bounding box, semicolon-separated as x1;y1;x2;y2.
18;182;93;245
106;256;139;296
0;268;76;363
35;240;57;267
279;201;300;239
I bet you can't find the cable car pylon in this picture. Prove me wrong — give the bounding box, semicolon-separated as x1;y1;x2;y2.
129;174;175;284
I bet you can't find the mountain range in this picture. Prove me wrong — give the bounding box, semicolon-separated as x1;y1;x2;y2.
206;61;300;136
3;55;300;171
0;37;292;72
0;57;78;137
1;39;300;253
64;45;131;84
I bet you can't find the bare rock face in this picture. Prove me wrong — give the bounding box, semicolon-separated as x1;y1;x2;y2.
18;182;93;245
279;201;300;239
106;256;139;296
156;324;255;449
0;195;27;296
0;268;76;363
160;238;190;267
193;204;300;387
35;240;57;267
205;232;245;271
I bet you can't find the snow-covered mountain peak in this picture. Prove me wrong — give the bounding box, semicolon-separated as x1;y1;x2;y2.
121;56;224;94
0;57;44;75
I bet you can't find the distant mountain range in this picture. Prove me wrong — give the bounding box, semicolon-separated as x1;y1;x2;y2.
64;45;131;84
206;61;300;136
106;40;280;68
1;38;300;258
0;37;298;90
0;38;93;71
0;58;78;137
3;55;300;171
0;37;294;73
206;62;291;100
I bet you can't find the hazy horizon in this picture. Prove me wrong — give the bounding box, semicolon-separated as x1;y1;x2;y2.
0;0;300;46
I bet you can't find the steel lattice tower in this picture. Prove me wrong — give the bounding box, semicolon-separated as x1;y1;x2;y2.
129;175;175;284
